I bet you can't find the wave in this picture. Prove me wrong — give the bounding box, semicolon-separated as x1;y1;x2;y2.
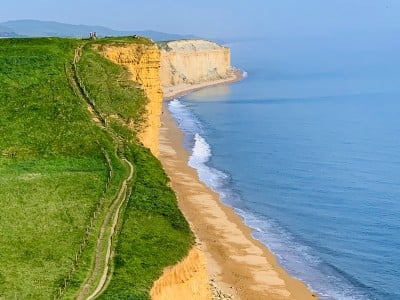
188;133;229;191
189;133;211;165
167;98;372;300
168;99;203;135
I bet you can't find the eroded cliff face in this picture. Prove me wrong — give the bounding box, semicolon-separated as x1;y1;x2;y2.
159;40;231;89
97;40;223;300
97;40;233;156
98;43;163;156
150;247;211;300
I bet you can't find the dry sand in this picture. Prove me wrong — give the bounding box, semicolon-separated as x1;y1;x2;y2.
162;69;243;100
158;76;318;299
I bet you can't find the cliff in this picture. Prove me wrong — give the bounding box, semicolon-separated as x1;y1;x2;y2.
97;40;235;155
159;40;232;89
98;43;163;156
97;39;234;300
150;247;211;300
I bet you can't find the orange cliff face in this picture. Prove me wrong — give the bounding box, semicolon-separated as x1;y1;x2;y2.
97;40;233;156
98;43;163;156
97;42;213;300
150;248;212;300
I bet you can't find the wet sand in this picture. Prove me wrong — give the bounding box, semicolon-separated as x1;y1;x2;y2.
158;79;318;299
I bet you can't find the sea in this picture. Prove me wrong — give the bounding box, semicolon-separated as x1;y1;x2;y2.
167;33;400;300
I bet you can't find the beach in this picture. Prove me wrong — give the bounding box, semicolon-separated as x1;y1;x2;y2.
158;75;318;299
162;69;243;100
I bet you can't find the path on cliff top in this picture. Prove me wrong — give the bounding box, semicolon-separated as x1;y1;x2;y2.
84;158;134;300
69;45;135;300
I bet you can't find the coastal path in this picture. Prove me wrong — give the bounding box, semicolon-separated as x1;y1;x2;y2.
67;45;135;300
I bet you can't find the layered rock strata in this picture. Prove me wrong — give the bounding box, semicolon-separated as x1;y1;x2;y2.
159;39;232;89
150;248;212;300
98;39;236;300
98;43;163;156
98;40;234;156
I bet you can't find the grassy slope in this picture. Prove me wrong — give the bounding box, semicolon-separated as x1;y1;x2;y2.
0;37;193;299
76;45;193;299
0;38;111;299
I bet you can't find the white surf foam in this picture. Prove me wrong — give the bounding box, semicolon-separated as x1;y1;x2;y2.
168;99;202;134
189;133;211;164
167;98;370;300
188;133;228;190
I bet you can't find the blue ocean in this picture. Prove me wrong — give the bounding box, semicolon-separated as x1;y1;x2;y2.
167;33;400;300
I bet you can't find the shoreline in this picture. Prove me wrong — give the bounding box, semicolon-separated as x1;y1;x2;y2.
162;68;243;100
158;75;318;299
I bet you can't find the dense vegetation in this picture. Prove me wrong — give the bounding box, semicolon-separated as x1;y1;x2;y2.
0;37;193;299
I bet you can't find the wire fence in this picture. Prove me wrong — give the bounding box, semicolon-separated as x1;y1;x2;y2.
53;47;115;300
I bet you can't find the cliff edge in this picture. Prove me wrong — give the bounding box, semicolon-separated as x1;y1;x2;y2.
97;43;163;156
150;248;212;300
97;39;236;156
97;39;236;300
159;39;233;89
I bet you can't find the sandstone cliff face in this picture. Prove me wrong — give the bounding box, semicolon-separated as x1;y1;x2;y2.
159;40;231;89
97;40;225;300
98;40;233;156
150;247;211;300
98;44;163;156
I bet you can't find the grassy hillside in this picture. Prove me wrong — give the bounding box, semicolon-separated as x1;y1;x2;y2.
0;37;193;299
0;38;111;299
75;44;193;299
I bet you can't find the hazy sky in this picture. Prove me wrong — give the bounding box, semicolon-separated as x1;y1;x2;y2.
2;0;400;38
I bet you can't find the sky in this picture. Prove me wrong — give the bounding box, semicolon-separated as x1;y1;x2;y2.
1;0;400;38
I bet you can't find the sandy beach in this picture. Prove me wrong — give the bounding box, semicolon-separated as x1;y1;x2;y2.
158;76;318;299
162;69;243;100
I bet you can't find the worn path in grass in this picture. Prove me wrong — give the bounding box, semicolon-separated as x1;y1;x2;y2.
68;45;135;300
84;158;134;300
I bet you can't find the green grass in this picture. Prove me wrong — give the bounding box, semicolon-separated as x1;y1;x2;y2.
0;158;105;299
0;38;114;299
89;36;153;46
76;45;194;299
0;38;102;158
76;44;148;133
0;36;193;300
98;143;193;299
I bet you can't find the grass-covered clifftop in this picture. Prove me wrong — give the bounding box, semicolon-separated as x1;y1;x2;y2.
0;37;193;299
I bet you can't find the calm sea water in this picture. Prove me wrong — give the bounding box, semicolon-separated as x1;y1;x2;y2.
168;34;400;300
